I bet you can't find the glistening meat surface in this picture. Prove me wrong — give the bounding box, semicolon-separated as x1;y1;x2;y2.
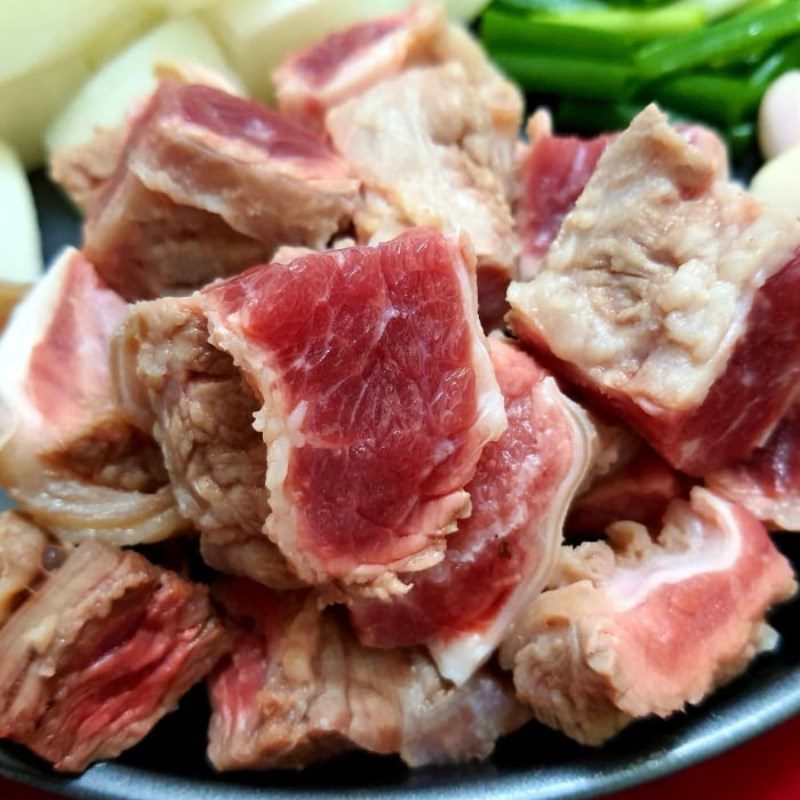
199;229;506;593
508;105;800;475
84;81;358;300
0;540;229;772
207;579;528;770
0;248;185;545
500;488;796;745
349;337;594;683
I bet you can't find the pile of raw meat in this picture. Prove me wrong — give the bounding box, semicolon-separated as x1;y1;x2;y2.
1;3;799;774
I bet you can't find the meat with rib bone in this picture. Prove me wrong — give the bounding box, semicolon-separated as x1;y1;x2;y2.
349;337;594;683
50;61;246;213
115;295;298;588
500;488;796;745
0;248;186;545
198;229;505;594
515;110;729;282
0;510;63;627
84;81;359;300
508;104;800;475
207;579;529;770
274;3;521;143
707;396;800;530
326;62;519;329
0;539;229;772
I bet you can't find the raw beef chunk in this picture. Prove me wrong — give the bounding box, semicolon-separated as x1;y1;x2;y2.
500;488;796;745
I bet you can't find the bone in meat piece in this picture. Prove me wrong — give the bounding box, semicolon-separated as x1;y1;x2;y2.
0;248;186;545
707;396;800;530
0;539;229;772
349;337;594;683
198;229;506;595
500;487;797;745
83;81;359;300
207;579;529;770
114;295;298;588
508;104;800;475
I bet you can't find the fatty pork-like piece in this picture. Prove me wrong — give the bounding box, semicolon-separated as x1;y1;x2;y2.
0;249;186;545
84;81;359;300
326;62;519;329
567;439;687;537
274;3;521;141
0;510;63;626
349;337;594;683
115;296;298;589
50;61;245;213
0;540;229;772
508;104;800;475
707;397;800;530
515;110;729;281
500;488;797;746
198;229;506;594
207;579;529;770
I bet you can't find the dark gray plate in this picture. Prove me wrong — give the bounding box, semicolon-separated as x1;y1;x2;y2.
1;175;799;800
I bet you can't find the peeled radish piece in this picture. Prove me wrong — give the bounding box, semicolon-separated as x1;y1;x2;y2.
45;18;244;158
751;143;800;219
0;141;42;326
759;70;800;161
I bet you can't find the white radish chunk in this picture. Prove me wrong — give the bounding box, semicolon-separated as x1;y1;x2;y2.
751;143;800;219
45;18;245;158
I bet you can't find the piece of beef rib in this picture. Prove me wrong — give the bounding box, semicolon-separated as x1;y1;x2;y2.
349;337;594;683
207;578;528;770
508;104;800;475
0;248;186;545
500;487;797;745
83;81;359;300
0;539;229;771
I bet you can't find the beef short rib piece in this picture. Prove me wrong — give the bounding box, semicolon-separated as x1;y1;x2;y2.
84;81;359;300
0;248;185;545
207;579;528;770
349;337;594;683
0;540;229;772
500;488;796;745
509;104;800;475
708;396;800;530
198;229;506;594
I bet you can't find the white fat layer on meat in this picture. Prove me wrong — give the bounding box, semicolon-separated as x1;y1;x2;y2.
604;488;742;612
509;105;800;412
431;378;595;685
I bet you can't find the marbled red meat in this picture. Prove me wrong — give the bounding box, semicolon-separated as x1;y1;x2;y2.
0;540;229;771
207;579;528;770
508;105;800;475
349;337;594;682
708;397;800;530
84;81;358;300
199;229;505;593
500;488;797;745
0;248;184;545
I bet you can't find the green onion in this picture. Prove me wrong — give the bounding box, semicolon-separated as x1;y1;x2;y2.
493;51;636;101
555;100;643;133
648;73;760;127
636;0;800;77
480;8;636;58
748;36;800;87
